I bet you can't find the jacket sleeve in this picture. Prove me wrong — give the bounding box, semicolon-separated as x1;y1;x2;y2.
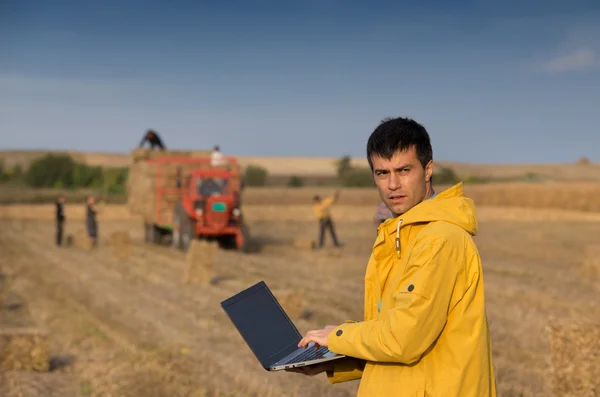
328;235;461;364
326;357;366;384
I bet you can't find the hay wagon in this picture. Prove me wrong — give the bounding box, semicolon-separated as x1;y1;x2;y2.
127;149;249;251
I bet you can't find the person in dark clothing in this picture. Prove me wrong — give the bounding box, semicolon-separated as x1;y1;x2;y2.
139;129;166;150
86;195;99;248
55;195;66;246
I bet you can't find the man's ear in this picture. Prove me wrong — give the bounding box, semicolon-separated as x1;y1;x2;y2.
425;160;434;182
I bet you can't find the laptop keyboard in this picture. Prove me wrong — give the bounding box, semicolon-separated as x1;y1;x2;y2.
284;346;329;364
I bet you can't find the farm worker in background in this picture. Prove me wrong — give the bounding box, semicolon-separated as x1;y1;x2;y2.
55;194;66;246
290;117;496;397
138;129;166;150
373;200;392;227
211;145;225;166
313;189;343;248
86;195;99;248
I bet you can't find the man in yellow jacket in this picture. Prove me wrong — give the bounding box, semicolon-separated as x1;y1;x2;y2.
290;117;497;396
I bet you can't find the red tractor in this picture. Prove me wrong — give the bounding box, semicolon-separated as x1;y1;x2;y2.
141;156;248;252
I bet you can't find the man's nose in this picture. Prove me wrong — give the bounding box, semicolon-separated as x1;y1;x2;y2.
388;174;401;191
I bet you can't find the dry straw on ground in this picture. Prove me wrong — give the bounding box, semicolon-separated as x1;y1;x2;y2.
0;327;50;372
292;237;316;250
184;240;217;285
272;289;304;320
66;229;90;250
109;230;132;260
0;372;79;397
580;245;600;279
546;321;600;397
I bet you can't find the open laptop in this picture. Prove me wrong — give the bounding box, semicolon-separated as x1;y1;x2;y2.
220;280;345;371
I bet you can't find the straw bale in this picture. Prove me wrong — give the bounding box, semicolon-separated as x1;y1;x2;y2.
580;245;600;278
0;292;34;328
184;240;216;285
110;231;132;260
292;237;316;250
0;327;50;372
0;371;79;397
546;321;600;397
69;229;90;250
273;289;304;319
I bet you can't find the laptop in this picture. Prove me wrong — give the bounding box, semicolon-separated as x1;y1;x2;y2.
220;280;345;371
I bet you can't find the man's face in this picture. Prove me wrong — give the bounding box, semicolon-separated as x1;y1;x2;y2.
371;146;433;217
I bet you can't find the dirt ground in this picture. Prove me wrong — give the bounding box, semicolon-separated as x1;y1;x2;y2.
1;205;599;397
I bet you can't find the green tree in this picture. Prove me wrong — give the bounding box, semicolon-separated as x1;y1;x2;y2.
243;165;269;187
25;154;76;188
433;166;459;184
336;155;353;179
287;175;304;187
342;167;375;187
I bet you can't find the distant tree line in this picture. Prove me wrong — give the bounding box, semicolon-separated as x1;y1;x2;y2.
0;154;129;194
0;154;460;192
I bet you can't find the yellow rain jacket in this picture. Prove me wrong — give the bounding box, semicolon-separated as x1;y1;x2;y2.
327;183;496;396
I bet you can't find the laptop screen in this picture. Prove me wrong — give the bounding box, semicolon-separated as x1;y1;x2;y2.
221;281;302;368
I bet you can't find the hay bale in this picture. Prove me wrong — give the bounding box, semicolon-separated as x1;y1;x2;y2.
70;230;90;250
273;289;304;319
0;327;50;372
0;292;34;328
184;240;216;285
110;231;132;260
546;321;600;397
580;245;600;278
0;371;79;397
292;237;316;250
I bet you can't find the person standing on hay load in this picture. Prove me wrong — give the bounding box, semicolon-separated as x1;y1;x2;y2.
211;145;225;167
289;117;496;397
55;194;66;246
86;195;99;248
313;189;343;249
138;129;166;150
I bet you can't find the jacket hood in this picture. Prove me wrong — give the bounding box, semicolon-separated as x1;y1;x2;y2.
381;182;478;236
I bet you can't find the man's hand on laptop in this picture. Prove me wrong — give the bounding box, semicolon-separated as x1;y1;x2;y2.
285;361;334;376
298;325;338;349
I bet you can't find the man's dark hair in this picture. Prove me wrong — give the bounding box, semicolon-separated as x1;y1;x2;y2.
366;117;433;171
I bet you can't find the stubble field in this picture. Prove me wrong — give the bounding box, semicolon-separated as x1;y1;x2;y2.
1;185;599;396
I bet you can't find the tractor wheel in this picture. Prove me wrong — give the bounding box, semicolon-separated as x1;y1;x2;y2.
145;223;161;244
173;202;194;252
152;226;162;244
236;224;250;252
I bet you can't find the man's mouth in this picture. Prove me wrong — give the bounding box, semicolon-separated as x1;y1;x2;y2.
388;194;407;203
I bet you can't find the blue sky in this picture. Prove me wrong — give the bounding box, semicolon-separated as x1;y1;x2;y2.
1;0;599;163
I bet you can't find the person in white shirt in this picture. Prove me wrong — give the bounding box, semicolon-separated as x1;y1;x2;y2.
211;145;225;166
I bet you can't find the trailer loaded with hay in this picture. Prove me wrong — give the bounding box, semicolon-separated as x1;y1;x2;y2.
127;148;249;251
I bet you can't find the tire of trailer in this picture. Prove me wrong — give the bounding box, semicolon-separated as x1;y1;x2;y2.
173;202;194;252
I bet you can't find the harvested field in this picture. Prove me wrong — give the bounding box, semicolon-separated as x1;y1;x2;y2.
0;200;599;396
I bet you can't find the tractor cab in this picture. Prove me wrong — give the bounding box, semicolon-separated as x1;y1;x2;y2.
185;167;242;228
171;160;247;251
